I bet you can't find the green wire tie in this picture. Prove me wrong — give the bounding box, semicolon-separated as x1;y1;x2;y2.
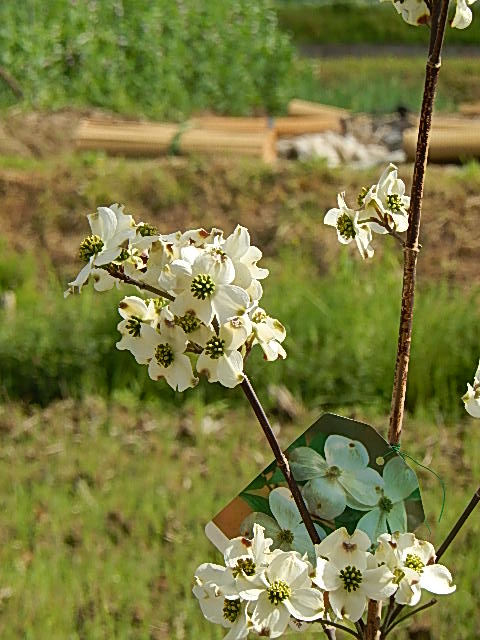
386;443;446;523
168;121;192;156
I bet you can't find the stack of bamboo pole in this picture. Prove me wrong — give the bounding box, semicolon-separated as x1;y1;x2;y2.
74;99;349;162
403;114;480;162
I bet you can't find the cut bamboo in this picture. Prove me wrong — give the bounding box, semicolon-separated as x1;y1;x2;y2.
75;119;277;163
412;115;480;129
288;99;349;119
459;102;480;116
403;126;480;162
193;115;342;136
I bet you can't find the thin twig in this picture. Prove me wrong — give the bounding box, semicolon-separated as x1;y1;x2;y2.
387;0;450;446
436;485;480;562
240;376;321;545
384;599;437;637
103;265;175;301
358;216;405;246
316;619;361;639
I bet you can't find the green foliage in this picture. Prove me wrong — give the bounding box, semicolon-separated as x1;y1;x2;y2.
0;0;296;118
0;242;478;421
276;1;480;45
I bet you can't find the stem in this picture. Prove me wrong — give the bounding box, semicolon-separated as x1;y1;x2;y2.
384;599;437;637
240;376;321;545
387;0;450;446
316;619;361;639
103;265;175;301
365;600;382;640
436;485;480;562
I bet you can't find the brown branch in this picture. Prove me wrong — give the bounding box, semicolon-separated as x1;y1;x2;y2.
103;265;175;301
0;64;23;99
436;485;480;562
387;0;450;446
365;600;382;640
240;376;321;546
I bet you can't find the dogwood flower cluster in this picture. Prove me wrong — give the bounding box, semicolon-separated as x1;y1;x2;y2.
65;205;286;390
194;525;455;637
382;0;477;29
324;164;410;259
462;359;480;418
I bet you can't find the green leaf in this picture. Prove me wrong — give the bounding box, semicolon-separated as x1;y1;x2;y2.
244;475;267;491
239;493;273;517
405;487;422;502
269;467;287;485
334;507;365;535
308;432;328;457
286;433;307;452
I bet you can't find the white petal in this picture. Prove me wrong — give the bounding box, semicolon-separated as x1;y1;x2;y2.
302;477;346;520
252;592;290;638
212;284;250;324
362;565;396;600
164;354;198;392
312;557;341;591
329;588;366;622
267;551;309;588
269;488;302;532
118;296;149;320
356;507;388;544
196;351;220;383
324;435;369;471
223;225;251;260
285;588;324;621
315;528;370;570
289;447;328;481
395;572;421;606
217;351;245;388
420;564;456;595
240;513;280;542
68;259;93;292
92;268;117;291
383;457;419;502
324;208;340;227
341;467;384;506
452;0;473;28
386;500;407;534
171;291;214;326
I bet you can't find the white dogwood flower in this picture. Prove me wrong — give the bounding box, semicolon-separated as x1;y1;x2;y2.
240;550;325;637
196;316;251;387
169;250;250;325
324;193;374;259
147;312;198;391
222;225;269;289
192;583;251;640
249;308;287;361
462;359;480;418
356;457;419;543
362;164;410;233
66;204;136;295
290;436;384;520
240;487;326;562
452;0;477;29
382;0;430;25
116;296;159;364
313;528;396;622
375;532;456;606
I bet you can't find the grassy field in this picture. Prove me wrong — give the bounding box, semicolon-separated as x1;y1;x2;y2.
0;397;479;639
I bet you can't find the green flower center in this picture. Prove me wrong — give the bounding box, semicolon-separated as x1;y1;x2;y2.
78;235;104;262
267;580;291;606
147;297;168;312
232;558;256;578
357;186;368;206
223;599;241;623
252;310;268;323
155;343;174;368
126;316;142;337
139;223;158;237
336;213;356;240
393;567;405;585
386;194;402;212
205;337;225;359
404;554;424;573
277;529;294;545
339;565;363;593
117;248;129;261
379;496;393;513
326;465;341;479
175;313;201;334
191;274;215;300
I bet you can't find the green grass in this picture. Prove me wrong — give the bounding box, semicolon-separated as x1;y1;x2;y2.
0;397;478;638
276;2;480;45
